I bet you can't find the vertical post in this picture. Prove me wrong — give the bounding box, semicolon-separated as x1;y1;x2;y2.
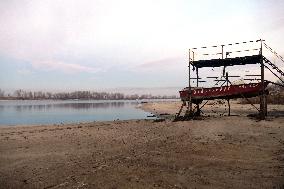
188;49;192;113
196;67;200;116
222;45;230;116
196;67;199;87
264;94;267;116
260;39;266;119
191;52;195;113
226;72;231;116
221;45;224;59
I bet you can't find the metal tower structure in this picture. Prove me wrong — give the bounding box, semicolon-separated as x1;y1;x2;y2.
176;39;284;120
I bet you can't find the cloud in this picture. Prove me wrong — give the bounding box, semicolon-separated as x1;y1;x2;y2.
135;56;185;72
0;0;284;90
31;60;101;74
17;68;33;75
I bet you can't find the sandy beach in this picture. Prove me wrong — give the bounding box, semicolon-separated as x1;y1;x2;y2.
0;101;284;188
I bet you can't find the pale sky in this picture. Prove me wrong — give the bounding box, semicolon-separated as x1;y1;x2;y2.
0;0;283;94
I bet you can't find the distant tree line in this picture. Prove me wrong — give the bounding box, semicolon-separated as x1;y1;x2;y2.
0;89;178;100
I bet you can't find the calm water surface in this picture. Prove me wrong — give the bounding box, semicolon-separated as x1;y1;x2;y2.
0;100;169;126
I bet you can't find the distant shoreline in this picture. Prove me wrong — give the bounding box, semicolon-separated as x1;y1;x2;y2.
0;97;179;101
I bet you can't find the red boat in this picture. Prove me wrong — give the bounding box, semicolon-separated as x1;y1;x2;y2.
179;82;269;104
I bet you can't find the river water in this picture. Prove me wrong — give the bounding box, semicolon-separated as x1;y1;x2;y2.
0;100;170;126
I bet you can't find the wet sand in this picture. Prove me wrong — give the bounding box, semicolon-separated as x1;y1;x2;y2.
0;101;284;188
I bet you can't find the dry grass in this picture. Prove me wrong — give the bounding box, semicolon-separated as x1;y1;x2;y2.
238;92;284;105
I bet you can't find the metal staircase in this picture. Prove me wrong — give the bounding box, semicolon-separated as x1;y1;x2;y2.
262;42;284;84
263;56;284;77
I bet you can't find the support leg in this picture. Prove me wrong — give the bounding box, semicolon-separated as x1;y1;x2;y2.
196;103;201;116
259;95;265;119
264;94;267;116
227;99;231;116
175;101;185;119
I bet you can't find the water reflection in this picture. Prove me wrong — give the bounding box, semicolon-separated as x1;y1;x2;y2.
0;101;137;112
54;101;128;109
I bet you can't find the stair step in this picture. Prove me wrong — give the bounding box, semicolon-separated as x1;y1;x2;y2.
263;56;284;77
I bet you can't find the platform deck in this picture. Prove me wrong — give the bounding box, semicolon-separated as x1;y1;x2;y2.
192;54;262;68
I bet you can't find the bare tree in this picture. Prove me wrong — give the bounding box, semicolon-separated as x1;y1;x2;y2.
14;89;24;98
0;89;5;97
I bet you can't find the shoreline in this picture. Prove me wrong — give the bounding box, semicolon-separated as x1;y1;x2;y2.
1;101;284;188
1;99;284;128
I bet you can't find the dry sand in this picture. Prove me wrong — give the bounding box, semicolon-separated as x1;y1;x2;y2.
0;101;284;189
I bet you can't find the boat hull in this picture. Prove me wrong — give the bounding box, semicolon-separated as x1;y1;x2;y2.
179;82;269;103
